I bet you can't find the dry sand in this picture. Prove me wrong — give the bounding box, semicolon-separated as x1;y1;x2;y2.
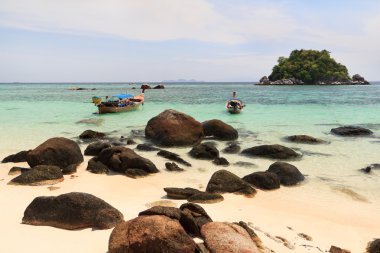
0;147;379;253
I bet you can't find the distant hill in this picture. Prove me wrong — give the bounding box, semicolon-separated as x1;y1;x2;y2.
258;49;369;85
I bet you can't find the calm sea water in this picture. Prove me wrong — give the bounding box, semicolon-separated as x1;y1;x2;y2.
0;82;379;202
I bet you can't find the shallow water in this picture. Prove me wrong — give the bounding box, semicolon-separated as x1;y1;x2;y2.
0;82;379;204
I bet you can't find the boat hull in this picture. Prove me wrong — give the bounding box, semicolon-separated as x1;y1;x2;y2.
227;107;241;114
98;103;141;114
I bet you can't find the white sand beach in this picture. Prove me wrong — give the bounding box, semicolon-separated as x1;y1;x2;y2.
1;145;379;253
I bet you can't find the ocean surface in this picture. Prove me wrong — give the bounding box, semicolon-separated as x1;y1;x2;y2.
1;82;380;203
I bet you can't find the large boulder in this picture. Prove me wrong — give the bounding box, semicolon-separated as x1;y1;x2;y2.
241;144;300;160
286;135;326;144
2;150;31;163
206;170;256;197
201;222;261;253
22;192;124;230
202;119;238;141
331;126;373;136
26;137;83;169
267;162;304;186
97;146;158;174
242;171;280;190
8;165;63;186
145;109;204;147
189;143;219;160
109;215;196;253
84;141;111;156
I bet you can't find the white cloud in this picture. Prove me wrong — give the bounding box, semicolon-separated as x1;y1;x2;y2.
0;0;298;44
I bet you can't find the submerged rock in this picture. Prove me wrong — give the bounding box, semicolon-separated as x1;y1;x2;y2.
212;157;229;166
189;143;219;160
157;150;192;167
153;84;165;89
136;143;160;151
331;126;373;136
2;150;31;163
242;171;280;190
22;192;124;230
206;170;256;197
145;109;204;147
97;146;158;174
165;162;184;171
109;215;196;253
241;144;300;160
26;137;83;169
286;135;326;144
201;222;261;253
8;165;63;186
223;142;241;154
267;162;304;186
202;119;238;140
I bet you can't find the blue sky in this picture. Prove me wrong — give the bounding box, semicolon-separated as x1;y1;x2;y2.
0;0;379;82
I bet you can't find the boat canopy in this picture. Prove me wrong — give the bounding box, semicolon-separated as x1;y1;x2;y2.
112;94;134;99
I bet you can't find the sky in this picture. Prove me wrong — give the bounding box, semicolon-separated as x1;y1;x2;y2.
0;0;379;82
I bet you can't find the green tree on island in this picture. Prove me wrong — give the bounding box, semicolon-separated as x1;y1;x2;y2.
269;49;350;84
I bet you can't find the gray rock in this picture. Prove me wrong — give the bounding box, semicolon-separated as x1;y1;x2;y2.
212;157;229;166
79;130;106;140
125;168;149;178
157;150;192;167
223;142;241;154
165;162;184;171
286;135;326;144
188;192;224;204
136;143;160;151
84;141;112;156
86;157;109;174
164;187;202;199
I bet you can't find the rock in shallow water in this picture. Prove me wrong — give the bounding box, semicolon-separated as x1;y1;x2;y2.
86;157;109;174
84;141;111;156
242;144;300;160
243;171;280;190
202;119;238;140
331;126;373;136
158;150;192;167
206;170;256;197
8;165;63;186
267;162;304;186
189;143;219;160
109;215;196;253
22;192;124;230
145;109;204;147
79;129;106;140
286;135;326;144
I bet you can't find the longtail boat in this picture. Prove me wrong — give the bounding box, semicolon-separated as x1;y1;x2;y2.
92;91;144;114
226;91;245;114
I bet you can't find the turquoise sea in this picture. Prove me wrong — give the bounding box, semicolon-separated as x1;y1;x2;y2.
1;82;380;202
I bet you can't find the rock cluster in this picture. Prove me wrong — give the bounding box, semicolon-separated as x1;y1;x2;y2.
258;74;370;85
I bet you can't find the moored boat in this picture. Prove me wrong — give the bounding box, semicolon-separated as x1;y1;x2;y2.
226;92;245;114
92;92;144;114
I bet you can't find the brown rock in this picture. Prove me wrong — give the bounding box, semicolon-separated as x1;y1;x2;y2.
329;245;351;253
201;222;261;253
22;192;124;230
26;137;83;169
145;109;204;147
109;215;196;253
8;165;63;186
202;119;238;141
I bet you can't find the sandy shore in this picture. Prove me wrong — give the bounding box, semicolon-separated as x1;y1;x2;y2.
0;146;379;253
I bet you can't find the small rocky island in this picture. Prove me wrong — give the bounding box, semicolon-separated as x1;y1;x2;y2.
258;49;370;85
